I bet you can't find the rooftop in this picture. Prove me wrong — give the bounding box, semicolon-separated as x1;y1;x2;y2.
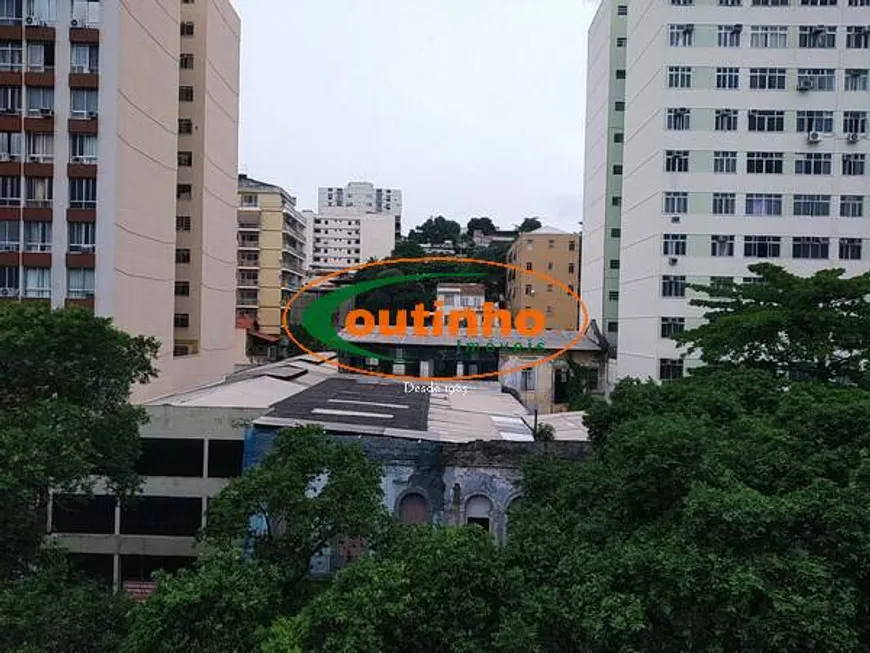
238;174;296;203
436;283;486;294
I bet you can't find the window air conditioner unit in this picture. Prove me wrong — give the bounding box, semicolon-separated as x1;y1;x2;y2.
807;131;821;143
670;215;681;223
668;257;679;266
0;287;18;297
797;78;814;91
87;111;98;119
72;156;83;163
40;108;52;115
24;16;34;25
71;18;79;26
847;132;860;144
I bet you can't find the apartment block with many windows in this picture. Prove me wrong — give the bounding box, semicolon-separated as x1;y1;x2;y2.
318;181;403;241
236;173;306;335
0;0;241;401
585;0;870;382
304;207;396;277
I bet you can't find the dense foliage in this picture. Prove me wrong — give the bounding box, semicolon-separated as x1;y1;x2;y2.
407;215;462;245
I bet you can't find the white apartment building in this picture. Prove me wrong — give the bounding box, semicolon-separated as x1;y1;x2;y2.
317;181;403;241
584;0;870;382
303;207;395;276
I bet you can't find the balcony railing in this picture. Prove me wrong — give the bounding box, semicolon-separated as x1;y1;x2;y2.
24;243;51;252
25;199;52;208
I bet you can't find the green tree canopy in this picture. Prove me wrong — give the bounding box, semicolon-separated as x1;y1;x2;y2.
467;217;497;235
677;263;870;386
515;217;542;233
0;304;159;579
407;215;462;244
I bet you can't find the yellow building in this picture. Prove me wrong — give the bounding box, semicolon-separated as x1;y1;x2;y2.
506;226;581;331
236;174;306;336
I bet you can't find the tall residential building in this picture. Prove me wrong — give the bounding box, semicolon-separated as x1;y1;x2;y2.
304;207;396;276
318;181;403;241
506;227;581;331
0;0;241;402
584;0;870;382
581;0;627;348
236;174;306;335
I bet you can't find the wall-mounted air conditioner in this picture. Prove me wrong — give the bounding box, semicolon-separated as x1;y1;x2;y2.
798;78;814;91
847;133;860;144
670;215;681;223
668;257;679;266
807;131;821;143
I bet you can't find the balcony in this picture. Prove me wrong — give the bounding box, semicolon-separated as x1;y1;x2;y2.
236;291;258;308
237;237;259;250
237;255;259;269
237;274;259;289
237;216;259;231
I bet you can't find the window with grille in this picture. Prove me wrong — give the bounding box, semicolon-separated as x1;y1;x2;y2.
798;25;837;48
749;68;786;89
795;153;832;175
662;275;686;297
661;317;686;339
792;237;829;259
665;150;689;172
796;110;834;133
664;192;689;214
794;194;831;216
745;193;782;216
840;195;864;218
663;234;687;256
712;192;736;214
746;152;783;174
839;238;862;260
748;110;784;132
715;109;738;131
743;236;781;258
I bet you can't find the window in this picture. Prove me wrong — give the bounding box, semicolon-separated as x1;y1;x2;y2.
660;359;684;381
0;131;21;159
716;67;740;89
52;495;116;536
177;184;192;200
666;108;691;130
749;68;786;90
68;222;95;251
121;497;202;537
0;85;21;111
609;260;620;269
524;284;532;296
70;178;96;208
610;228;621;238
843;154;866;176
845;69;869;91
568;240;577;251
798;25;836;48
665;150;689;172
663;234;687;256
712;192;736;214
797;69;836;91
0;175;19;204
715;109;738;131
615;101;625;111
843;111;867;134
23;221;50;252
23;267;50;298
609;291;620;301
175;281;190;297
26;41;55;72
667;66;692;89
525;262;532;271
617;37;627;47
794;194;831;216
744;235;781;258
711;235;735;256
792;236;829;259
850;0;870;4
747;152;783;174
750;25;788;48
177;151;192;167
801;0;837;3
178;118;193;134
0;40;21;71
669;24;695;47
840;195;864;218
70;134;97;162
747;110;784;132
180;21;195;36
612;164;623;175
661;317;686;338
746;193;782;216
615;69;626;80
0;220;18;250
611;196;621;207
208;440;244;479
614;132;623;143
67;268;95;298
718;25;742;47
617;4;628;14
846;26;870;49
25;177;52;206
70;89;98;116
713;151;738;174
711;276;734;290
720;0;743;4
71;44;99;73
795;152;832;175
174;313;190;328
25;132;53;159
26;87;53;115
839;238;862;260
175;248;191;264
796;110;834;133
178;86;194;102
752;0;789;4
662;275;686;297
664;192;689;214
520;369;535;391
180;53;194;69
239;193;257;207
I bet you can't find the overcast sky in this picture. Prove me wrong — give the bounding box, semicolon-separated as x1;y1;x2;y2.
235;0;598;233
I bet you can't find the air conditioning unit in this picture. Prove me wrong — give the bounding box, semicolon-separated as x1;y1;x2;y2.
797;78;814;91
71;18;79;26
847;132;860;144
670;215;681;224
27;155;40;162
40;108;52;115
87;111;98;119
807;131;822;143
72;156;83;163
0;287;18;297
24;16;34;25
668;257;679;266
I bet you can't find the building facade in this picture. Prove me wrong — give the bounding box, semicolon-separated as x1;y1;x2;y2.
236;174;306;336
585;0;870;382
505;227;581;330
317;181;403;241
0;0;241;401
304;206;396;276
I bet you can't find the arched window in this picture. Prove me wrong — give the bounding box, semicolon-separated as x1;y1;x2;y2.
398;492;429;525
465;495;493;532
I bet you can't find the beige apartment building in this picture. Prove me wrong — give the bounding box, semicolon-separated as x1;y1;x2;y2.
0;0;241;402
236;173;306;336
506;226;581;330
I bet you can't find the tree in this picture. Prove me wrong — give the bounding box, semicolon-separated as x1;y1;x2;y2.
515;218;541;233
407;216;462;244
264;526;508;653
531;423;554;442
677;263;870;387
467;217;497;236
202;425;387;591
0;304;159;580
0;551;131;653
390;240;426;259
500;367;870;652
123;549;284;653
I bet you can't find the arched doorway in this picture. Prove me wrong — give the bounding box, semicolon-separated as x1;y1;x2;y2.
465;495;493;532
397;492;429;525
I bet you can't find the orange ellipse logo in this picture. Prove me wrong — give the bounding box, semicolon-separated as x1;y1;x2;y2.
281;256;590;383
